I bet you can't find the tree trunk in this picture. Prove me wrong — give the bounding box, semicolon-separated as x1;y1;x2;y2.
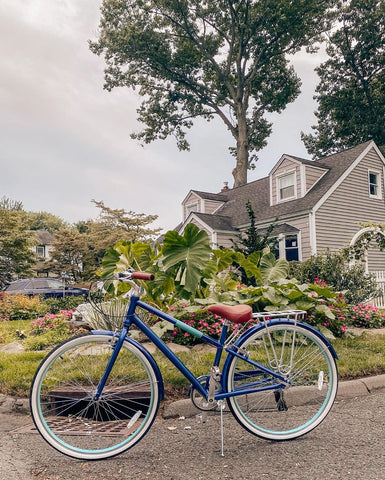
232;110;249;188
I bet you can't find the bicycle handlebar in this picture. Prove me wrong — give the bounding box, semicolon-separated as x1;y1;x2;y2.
118;271;154;282
132;271;155;281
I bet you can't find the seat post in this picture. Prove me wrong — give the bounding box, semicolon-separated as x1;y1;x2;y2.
213;321;229;366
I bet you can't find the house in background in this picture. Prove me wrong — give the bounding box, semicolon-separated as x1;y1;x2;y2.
179;140;385;273
33;230;55;277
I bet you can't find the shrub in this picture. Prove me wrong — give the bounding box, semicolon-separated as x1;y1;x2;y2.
346;303;385;329
0;293;46;321
43;295;87;314
29;310;73;336
289;250;379;304
169;306;228;346
24;310;74;350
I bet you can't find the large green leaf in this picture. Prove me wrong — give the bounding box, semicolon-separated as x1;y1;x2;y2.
160;224;211;294
234;252;263;284
101;241;155;278
259;253;289;283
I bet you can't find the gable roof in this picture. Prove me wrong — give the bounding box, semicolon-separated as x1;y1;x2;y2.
182;189;228;204
34;230;54;245
269;153;329;176
192;212;234;232
215;140;375;226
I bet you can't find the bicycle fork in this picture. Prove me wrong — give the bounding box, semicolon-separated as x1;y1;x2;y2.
93;328;128;400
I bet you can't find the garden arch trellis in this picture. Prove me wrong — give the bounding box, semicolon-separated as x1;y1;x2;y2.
350;226;385;307
350;226;385;273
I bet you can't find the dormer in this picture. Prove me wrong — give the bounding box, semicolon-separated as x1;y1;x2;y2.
182;190;227;222
269;155;328;206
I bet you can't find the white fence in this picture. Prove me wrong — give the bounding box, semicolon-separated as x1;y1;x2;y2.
371;271;385;308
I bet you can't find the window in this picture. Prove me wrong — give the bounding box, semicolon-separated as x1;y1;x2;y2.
368;171;382;198
278;172;296;201
36;245;46;258
186;203;199;215
285;235;299;261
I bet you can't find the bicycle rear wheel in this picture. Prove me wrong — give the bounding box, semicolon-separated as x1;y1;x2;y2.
30;334;160;460
225;321;338;440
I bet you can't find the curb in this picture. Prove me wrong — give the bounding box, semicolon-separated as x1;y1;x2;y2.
163;373;385;419
3;374;385;418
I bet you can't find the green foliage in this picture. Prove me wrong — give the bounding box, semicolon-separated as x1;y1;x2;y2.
26;211;66;232
0;351;46;397
43;295;86;314
168;306;228;346
90;0;337;186
24;311;73;350
102;241;156;278
161;224;212;295
302;0;385;157
288;250;379;305
0;201;37;288
0;293;47;321
99;225;385;339
232;201;275;257
347;223;385;260
48;200;160;282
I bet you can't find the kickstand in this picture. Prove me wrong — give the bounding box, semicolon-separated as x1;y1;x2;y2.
218;400;225;457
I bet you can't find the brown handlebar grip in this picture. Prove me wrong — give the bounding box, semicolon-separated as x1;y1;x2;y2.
132;271;155;281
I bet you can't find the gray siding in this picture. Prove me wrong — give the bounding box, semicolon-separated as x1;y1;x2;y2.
216;232;237;249
285;215;312;260
315;147;385;269
183;192;201;220
203;199;224;215
367;243;385;273
305;165;327;193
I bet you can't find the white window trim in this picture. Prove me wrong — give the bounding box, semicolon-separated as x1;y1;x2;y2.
276;170;297;203
277;232;302;261
186;202;199;215
368;169;382;199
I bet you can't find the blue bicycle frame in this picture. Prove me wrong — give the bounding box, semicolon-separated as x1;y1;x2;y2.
93;294;293;402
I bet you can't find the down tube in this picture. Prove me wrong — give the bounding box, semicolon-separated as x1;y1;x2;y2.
131;310;211;397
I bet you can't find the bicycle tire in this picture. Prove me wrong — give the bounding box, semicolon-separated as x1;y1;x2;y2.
225;321;338;440
30;334;160;460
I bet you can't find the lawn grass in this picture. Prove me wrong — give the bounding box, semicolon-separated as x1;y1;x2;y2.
1;320;385;398
333;333;385;379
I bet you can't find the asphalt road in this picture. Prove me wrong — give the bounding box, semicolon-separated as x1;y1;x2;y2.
1;390;385;480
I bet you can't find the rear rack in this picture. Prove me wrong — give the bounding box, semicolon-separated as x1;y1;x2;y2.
252;310;307;321
225;310;307;348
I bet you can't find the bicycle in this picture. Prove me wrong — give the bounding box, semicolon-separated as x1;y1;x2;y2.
30;270;338;460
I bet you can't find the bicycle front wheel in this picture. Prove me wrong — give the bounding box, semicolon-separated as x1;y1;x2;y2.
225;322;338;441
30;334;160;460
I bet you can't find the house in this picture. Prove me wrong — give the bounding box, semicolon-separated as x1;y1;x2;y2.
33;230;55;277
179;140;385;273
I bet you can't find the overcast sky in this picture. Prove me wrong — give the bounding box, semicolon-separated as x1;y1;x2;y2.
0;0;326;233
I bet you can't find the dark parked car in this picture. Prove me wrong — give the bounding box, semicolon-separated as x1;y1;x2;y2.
3;278;89;298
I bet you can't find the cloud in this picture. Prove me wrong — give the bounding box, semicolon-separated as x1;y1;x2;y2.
0;0;324;233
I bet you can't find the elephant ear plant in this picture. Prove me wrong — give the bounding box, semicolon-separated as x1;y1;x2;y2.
96;225;341;339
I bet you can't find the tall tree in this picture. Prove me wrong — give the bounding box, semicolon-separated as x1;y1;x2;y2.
231;200;275;257
49;201;160;281
302;0;385;158
90;0;337;187
0;199;36;288
26;211;66;233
